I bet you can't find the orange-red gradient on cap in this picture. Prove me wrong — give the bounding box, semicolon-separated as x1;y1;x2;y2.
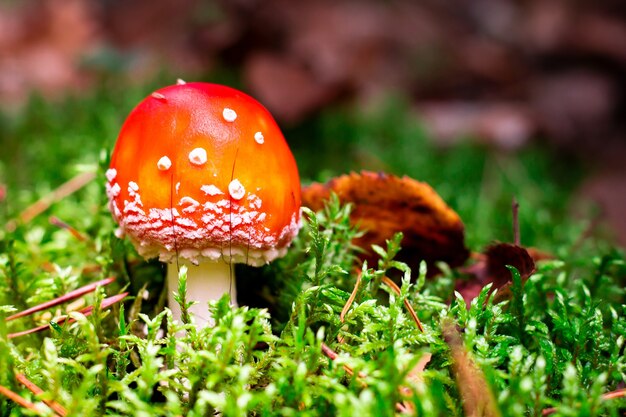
106;82;301;264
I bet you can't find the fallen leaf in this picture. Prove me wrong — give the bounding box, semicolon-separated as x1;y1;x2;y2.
457;242;536;303
301;171;469;273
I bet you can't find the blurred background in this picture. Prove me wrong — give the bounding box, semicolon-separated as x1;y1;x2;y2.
0;0;625;247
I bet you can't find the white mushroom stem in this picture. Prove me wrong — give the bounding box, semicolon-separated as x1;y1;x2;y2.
167;260;238;328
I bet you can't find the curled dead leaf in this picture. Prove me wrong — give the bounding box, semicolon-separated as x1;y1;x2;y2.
302;171;469;273
457;242;537;303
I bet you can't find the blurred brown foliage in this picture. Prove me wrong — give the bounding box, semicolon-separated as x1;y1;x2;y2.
2;0;624;140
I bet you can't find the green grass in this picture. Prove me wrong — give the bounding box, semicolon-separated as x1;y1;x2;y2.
0;78;624;416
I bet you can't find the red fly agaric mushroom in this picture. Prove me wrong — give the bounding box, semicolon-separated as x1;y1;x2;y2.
106;82;301;326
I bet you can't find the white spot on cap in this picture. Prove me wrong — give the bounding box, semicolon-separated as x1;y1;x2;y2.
106;168;117;182
189;148;207;165
128;181;139;192
106;182;121;199
223;108;237;122
179;196;200;213
248;194;262;209
151;92;166;100
201;184;223;196
157;156;172;171
228;179;245;200
254;132;264;144
176;78;186;85
175;182;181;194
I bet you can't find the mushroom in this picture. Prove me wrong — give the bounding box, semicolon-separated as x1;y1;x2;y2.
106;82;301;326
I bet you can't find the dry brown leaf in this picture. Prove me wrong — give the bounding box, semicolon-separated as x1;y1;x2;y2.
302;171;469;273
457;243;537;303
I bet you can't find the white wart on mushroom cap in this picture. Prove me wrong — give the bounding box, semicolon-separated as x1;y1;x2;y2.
107;82;302;266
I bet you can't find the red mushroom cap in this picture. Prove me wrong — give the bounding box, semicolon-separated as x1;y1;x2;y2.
106;82;301;266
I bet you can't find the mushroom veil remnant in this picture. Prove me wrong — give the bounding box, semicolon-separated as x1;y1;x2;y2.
106;82;301;326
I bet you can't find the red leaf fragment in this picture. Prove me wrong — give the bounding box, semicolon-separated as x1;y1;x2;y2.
457;243;536;303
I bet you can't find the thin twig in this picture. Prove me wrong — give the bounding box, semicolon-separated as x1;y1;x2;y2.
542;388;626;416
15;373;67;417
49;216;88;242
8;171;96;228
0;384;47;416
6;277;116;322
320;343;410;414
321;343;366;381
381;276;424;332
8;293;127;339
512;198;520;246
602;388;626;400
340;272;362;323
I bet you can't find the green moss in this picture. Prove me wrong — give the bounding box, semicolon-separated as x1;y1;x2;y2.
0;78;623;416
